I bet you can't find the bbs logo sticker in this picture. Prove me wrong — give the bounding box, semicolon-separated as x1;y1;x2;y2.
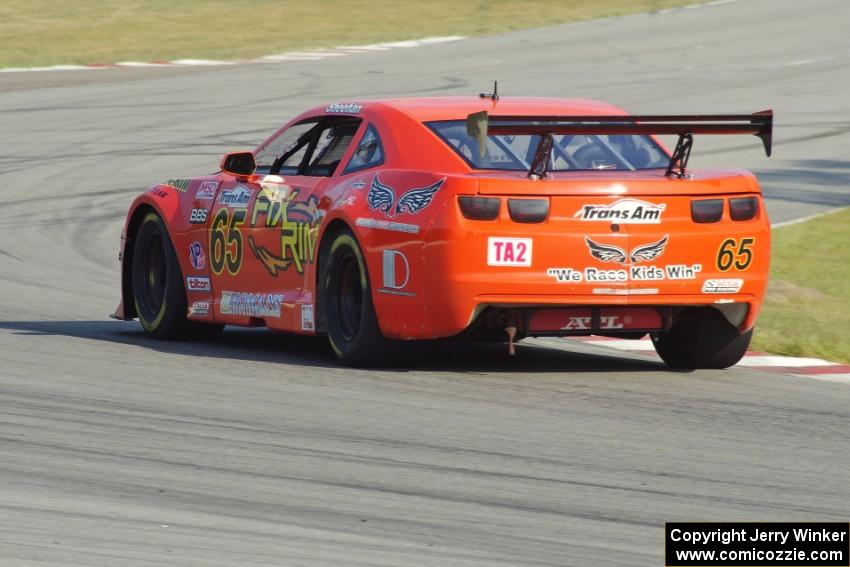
189;208;208;224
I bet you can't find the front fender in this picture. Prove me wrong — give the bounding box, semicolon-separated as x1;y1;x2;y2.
113;186;185;320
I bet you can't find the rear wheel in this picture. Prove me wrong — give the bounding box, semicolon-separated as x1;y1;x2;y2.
652;307;752;369
132;212;222;339
320;229;391;367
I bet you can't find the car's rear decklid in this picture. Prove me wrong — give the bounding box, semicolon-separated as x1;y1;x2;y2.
474;169;762;196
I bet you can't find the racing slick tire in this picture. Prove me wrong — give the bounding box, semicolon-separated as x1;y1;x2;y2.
320;229;392;367
651;307;752;370
132;212;222;340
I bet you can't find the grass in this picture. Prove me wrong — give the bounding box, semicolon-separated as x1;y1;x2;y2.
0;0;698;68
752;208;850;364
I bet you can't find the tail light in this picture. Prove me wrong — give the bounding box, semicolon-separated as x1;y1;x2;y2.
508;198;550;223
458;196;500;220
691;199;724;223
730;196;759;221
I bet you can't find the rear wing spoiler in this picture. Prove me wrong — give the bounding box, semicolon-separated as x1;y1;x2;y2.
465;110;773;178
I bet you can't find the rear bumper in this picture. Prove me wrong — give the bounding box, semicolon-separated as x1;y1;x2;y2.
425;292;757;339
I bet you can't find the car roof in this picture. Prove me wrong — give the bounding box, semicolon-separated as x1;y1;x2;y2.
318;97;629;122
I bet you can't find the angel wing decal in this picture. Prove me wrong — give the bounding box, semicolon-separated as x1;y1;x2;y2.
366;175;445;218
630;235;668;264
395;178;445;216
585;237;627;264
367;175;395;215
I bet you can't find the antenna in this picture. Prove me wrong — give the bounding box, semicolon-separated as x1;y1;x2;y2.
479;81;499;101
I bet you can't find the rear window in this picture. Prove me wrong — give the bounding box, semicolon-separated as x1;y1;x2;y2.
427;120;669;172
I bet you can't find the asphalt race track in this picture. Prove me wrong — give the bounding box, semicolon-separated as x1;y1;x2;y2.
1;0;849;565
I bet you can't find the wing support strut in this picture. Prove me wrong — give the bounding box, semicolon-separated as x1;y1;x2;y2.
665;133;694;178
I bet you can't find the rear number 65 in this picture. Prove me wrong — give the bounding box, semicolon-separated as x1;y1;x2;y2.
716;237;754;271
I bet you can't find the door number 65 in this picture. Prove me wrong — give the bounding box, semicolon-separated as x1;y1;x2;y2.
210;208;245;275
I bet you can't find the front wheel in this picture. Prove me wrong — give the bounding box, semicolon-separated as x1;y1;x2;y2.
320;230;391;367
132;212;222;340
652;307;752;370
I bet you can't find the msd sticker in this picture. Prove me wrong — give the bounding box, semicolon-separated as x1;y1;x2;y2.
488;237;532;267
195;181;219;200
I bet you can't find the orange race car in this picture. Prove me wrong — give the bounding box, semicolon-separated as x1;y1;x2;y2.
113;95;773;369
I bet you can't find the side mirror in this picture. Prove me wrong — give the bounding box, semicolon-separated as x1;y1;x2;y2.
220;152;256;176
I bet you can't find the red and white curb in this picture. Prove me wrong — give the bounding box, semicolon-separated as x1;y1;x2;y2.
565;336;850;382
0;36;465;74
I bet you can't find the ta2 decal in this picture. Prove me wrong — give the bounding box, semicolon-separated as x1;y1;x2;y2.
488;237;532;267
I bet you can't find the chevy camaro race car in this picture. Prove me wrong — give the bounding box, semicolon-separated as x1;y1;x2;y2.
113;96;773;368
